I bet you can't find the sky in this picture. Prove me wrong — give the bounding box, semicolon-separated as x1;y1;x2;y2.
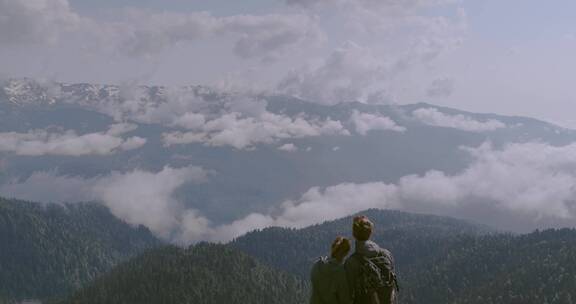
4;0;576;243
1;0;576;125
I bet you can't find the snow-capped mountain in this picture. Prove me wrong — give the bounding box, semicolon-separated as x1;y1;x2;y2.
2;78;576;242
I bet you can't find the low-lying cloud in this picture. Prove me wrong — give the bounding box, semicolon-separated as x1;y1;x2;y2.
222;142;576;236
0;166;209;242
93;166;209;241
412;108;506;132
278;143;298;152
350;110;406;135
163;111;349;150
0;123;146;156
4;141;576;243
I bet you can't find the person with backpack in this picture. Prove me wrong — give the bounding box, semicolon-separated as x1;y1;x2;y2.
310;236;353;304
345;216;399;304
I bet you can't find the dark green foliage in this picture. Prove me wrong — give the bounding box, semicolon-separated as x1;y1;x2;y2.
58;243;309;304
411;229;576;304
4;202;576;304
230;209;489;279
231;210;576;304
0;197;162;301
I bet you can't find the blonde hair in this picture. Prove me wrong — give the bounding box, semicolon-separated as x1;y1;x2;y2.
330;236;351;259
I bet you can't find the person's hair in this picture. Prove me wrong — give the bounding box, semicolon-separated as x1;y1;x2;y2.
352;215;373;241
330;236;351;259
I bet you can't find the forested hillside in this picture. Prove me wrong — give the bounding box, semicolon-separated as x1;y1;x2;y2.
413;229;576;304
0;197;162;301
5;203;576;304
230;209;490;278
57;243;308;304
231;210;576;304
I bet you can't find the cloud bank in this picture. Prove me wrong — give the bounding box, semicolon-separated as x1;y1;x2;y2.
110;11;323;60
4;141;576;243
222;142;576;236
0;166;209;242
277;0;465;104
0;123;146;156
93;166;209;241
0;0;82;46
350;110;406;135
412;108;506;132
162;111;349;150
0;0;322;61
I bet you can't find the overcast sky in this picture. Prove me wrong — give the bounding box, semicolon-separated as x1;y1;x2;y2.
2;0;576;126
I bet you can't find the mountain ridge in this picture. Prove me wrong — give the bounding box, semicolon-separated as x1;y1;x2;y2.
0;197;163;301
48;208;576;304
1;78;570;133
2;77;576;241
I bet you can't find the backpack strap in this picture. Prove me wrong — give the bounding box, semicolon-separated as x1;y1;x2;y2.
357;251;400;293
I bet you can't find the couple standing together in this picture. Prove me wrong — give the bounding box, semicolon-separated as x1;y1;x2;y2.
310;216;399;304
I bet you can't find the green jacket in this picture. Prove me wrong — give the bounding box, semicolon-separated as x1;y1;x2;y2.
310;257;352;304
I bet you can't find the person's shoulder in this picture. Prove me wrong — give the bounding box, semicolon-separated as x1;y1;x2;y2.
344;253;360;268
311;256;327;273
379;246;392;254
366;240;391;253
313;256;329;267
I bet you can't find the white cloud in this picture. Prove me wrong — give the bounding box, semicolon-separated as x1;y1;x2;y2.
0;0;83;46
278;143;298;152
274;182;399;228
0;0;323;61
412;108;506;132
278;0;465;105
93;166;209;241
215;13;323;61
105;85;208;125
350;110;406;135
0;166;210;243
5;142;576;242
278;42;396;104
119;136;147;151
106;10;324;60
286;0;457;10
162;112;349;150
0;123;146;156
172;112;206;130
276;14;463;105
213;141;576;238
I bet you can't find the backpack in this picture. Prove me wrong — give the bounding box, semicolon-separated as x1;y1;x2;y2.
352;251;399;304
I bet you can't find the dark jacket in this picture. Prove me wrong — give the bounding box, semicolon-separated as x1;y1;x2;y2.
310;257;352;304
344;240;396;304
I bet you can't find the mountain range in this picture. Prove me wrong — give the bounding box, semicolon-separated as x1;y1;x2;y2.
2;78;576;303
2;78;576;240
